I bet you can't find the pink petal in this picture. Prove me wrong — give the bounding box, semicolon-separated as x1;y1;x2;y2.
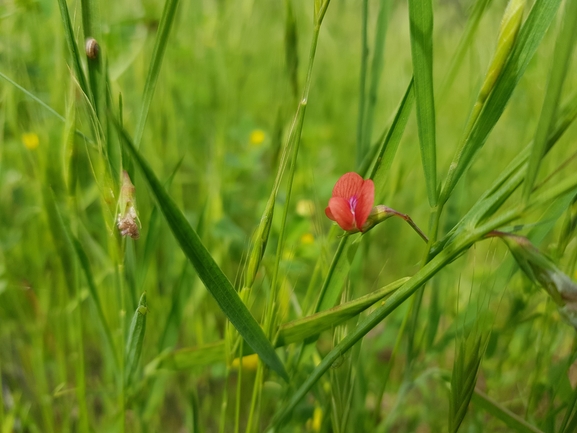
325;206;335;221
332;172;364;199
355;179;375;231
327;197;355;231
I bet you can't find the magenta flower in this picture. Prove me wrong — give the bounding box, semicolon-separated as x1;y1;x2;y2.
324;172;375;233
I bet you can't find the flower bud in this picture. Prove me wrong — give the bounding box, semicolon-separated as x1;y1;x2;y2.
495;232;577;328
360;205;396;233
117;170;140;239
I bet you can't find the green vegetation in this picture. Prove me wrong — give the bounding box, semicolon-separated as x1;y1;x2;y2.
1;0;577;431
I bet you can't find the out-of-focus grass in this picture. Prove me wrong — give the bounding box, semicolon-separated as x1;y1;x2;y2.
1;0;577;431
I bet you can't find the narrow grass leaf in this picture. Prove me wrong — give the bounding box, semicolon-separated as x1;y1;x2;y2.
408;0;437;206
272;247;465;427
433;91;577;256
56;0;90;100
370;78;415;199
449;336;485;432
360;0;390;164
284;0;299;99
438;0;492;98
278;278;408;346
114;122;289;381
523;0;577;202
148;278;409;371
125;292;148;385
49;194;118;367
356;0;369;166
0;72;91;142
133;0;180;149
440;0;561;204
473;389;545;433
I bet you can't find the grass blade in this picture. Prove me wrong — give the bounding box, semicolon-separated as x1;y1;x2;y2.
125;292;148;386
133;0;180;149
56;0;90;100
473;389;545;433
522;0;577;202
149;278;409;370
438;0;492;99
360;0;390;165
114;121;289;381
408;0;437;207
272;247;466;427
48;192;118;367
369;78;415;200
440;0;562;203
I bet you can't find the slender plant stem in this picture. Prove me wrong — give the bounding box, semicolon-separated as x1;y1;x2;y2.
234;341;243;433
356;0;369;167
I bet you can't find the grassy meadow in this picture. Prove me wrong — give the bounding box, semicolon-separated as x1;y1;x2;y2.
2;0;577;431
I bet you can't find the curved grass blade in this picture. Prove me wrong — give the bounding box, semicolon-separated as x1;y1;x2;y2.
473;389;544;433
0;72;91;142
56;0;90;100
438;0;492;99
272;245;469;428
440;0;563;204
133;0;180;149
408;0;437;207
114;121;289;381
277;277;408;346
432;91;577;256
522;0;577;202
359;0;390;165
148;278;409;371
49;193;119;367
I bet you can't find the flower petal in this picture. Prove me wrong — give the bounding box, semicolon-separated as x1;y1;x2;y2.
355;179;375;231
332;172;364;199
327;197;355;231
324;205;335;221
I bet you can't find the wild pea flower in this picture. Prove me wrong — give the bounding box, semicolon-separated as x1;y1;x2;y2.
325;172;429;242
324;172;374;233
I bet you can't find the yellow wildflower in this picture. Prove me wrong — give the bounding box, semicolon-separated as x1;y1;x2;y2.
22;132;39;150
249;129;266;146
231;353;259;371
305;406;323;432
301;233;315;245
296;199;315;217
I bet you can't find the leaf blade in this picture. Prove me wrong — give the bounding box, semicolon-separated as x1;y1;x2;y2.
114;122;289;381
408;0;437;206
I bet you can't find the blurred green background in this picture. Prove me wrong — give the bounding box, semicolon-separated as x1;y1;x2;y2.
1;0;577;431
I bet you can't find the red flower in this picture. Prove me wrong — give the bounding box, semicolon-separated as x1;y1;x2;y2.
325;172;374;232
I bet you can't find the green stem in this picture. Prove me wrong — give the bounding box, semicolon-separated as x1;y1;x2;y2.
234;341;243;433
73;260;89;432
313;235;350;313
246;363;264;433
356;0;369;167
117;239;127;433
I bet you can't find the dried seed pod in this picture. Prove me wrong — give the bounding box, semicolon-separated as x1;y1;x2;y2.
117;170;140;239
85;37;99;60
